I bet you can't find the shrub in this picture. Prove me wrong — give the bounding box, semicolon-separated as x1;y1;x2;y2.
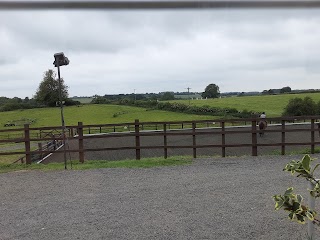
0;103;34;112
64;99;81;106
283;97;317;116
91;96;110;104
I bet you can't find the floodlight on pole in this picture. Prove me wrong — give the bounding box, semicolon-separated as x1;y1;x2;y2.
53;52;69;170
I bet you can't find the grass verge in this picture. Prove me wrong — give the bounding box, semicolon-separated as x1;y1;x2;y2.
0;156;192;174
269;147;320;156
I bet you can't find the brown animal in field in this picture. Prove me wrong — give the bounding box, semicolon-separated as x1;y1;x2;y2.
258;120;267;137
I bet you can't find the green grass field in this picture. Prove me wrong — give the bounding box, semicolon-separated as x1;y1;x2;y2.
0;156;192;174
0;104;216;130
0;105;219;164
2;92;319;165
170;92;320;117
2;92;320;130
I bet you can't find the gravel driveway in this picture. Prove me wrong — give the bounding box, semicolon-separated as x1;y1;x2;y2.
1;154;319;240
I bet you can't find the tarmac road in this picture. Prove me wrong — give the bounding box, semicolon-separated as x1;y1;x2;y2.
0;154;319;240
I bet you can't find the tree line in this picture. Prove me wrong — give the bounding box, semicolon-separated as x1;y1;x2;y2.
2;69;320;118
0;69;80;111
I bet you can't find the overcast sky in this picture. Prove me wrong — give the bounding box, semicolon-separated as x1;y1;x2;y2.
1;6;320;98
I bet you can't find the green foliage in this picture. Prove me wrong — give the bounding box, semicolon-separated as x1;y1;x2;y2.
283;155;313;178
160;92;175;101
273;155;320;226
0;97;38;112
273;187;316;224
283;97;317;116
202;83;220;99
280;86;292;94
310;182;320;198
91;95;110;104
0;103;33;112
64;99;81;106
34;69;69;107
115;99;254;118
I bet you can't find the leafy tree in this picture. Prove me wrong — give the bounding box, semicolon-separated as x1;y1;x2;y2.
202;84;220;98
160;92;175;101
280;86;292;93
34;69;68;107
23;97;30;103
91;95;109;104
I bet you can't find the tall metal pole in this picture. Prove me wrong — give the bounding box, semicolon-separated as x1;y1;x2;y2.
187;87;191;105
57;65;67;170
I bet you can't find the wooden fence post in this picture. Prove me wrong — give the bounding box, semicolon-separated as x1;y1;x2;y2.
192;122;197;158
38;143;43;160
251;120;257;156
163;123;168;159
281;120;286;155
78;122;84;163
24;124;31;164
311;119;315;154
135;119;141;160
221;121;226;157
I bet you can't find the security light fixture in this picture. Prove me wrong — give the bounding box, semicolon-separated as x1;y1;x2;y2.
53;52;70;67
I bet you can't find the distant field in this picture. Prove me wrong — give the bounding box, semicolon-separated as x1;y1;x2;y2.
170;92;320;117
71;97;93;104
0;105;217;163
2;93;320;130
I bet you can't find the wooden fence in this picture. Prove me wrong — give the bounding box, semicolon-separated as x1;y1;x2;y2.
1;116;320;165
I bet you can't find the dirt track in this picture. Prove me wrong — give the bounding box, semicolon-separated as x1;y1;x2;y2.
44;123;320;163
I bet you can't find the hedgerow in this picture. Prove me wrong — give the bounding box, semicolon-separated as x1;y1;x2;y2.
114;99;256;118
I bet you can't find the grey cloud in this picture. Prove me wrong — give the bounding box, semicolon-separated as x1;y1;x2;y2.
1;9;320;97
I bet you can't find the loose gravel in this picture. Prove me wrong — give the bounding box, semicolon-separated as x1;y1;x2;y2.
1;154;319;240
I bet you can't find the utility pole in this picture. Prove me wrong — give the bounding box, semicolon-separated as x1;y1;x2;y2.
186;87;191;105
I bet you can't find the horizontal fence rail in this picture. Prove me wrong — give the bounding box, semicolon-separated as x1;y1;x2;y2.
1;1;320;10
1;116;320;164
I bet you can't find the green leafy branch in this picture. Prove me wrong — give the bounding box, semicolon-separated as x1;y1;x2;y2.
273;155;320;225
273;187;316;224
